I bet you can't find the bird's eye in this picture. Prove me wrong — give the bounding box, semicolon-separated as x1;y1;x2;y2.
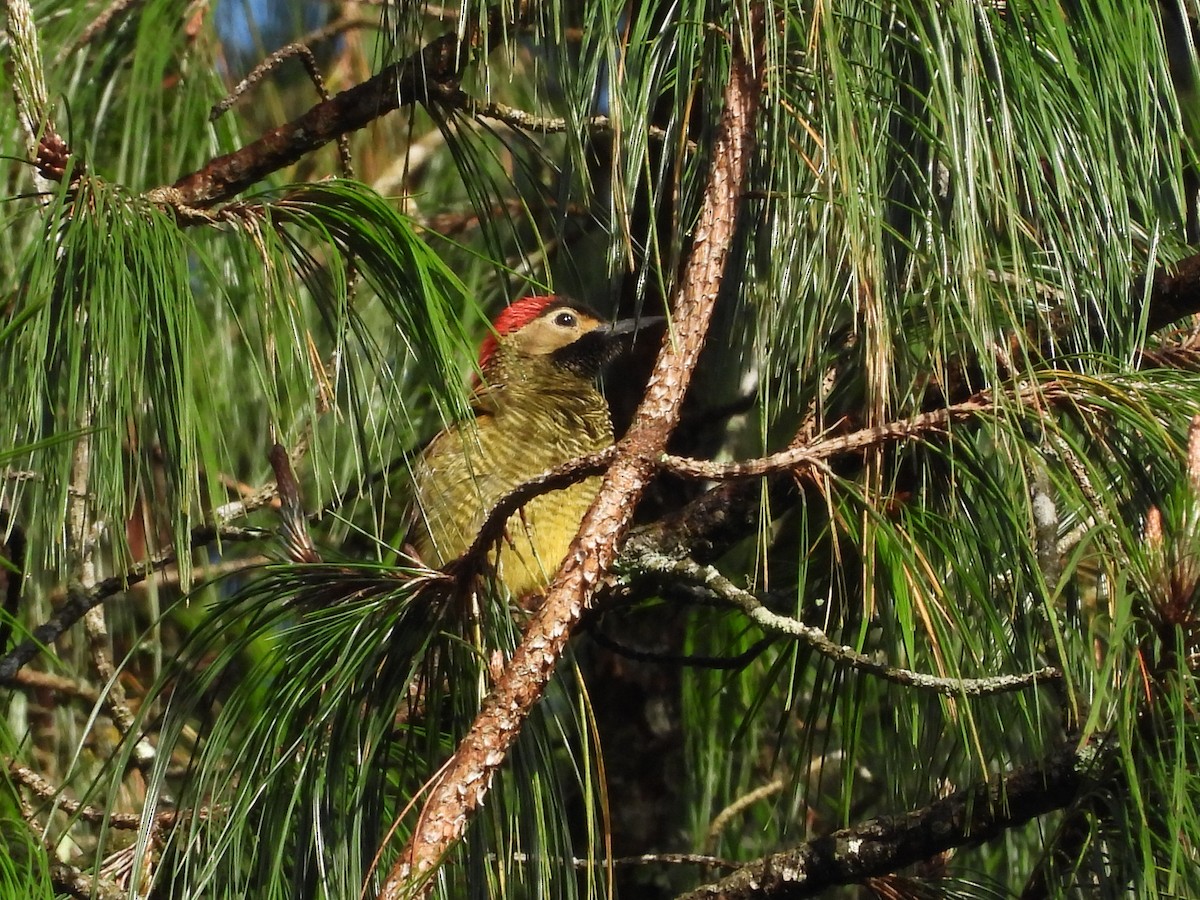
553;311;577;328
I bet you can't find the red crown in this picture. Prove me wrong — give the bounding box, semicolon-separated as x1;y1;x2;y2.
476;295;560;370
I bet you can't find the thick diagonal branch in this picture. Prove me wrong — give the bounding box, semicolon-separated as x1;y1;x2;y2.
166;33;462;209
678;741;1101;899
383;9;767;897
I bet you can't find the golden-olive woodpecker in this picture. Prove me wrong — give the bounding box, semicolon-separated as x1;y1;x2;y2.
409;296;651;598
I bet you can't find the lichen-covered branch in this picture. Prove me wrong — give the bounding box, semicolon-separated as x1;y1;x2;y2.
678;741;1100;900
634;552;1061;698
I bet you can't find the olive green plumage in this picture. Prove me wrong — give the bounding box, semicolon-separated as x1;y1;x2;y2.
409;300;620;598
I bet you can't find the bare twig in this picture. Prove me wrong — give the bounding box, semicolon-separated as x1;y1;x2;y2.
8;667;100;703
210;43;326;121
704;778;785;854
442;88;695;151
295;15;381;53
507;850;742;871
212;480;280;523
455;447;617;581
384;9;767;896
0;465;272;691
8;762;142;829
1;469;41;482
209;41;354;177
57;0;145;62
658;393;1012;481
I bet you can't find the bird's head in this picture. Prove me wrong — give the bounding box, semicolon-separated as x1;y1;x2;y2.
476;296;657;380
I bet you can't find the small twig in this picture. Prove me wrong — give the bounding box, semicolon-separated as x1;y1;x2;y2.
704;778;785;853
1046;431;1109;532
294;14;381;51
409;3;586;40
8;668;100;703
50;859;124;900
610;852;741;870
8;761;142;829
67;426;143;748
210;43;321;121
124;552;270;595
1;469;42;482
57;0;145;62
454;447;617;582
0;470;272;686
636;552;1062;698
659;394;1008;481
209;41;354;177
36;531;267;607
624;475;786;565
212;480;280;523
442;88;695;151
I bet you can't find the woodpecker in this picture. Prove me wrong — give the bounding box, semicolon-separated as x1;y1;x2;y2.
409;296;652;598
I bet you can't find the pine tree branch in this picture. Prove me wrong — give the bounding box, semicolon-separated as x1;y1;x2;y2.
162;31;464;210
8;761;142;829
635;552;1061;697
439;88;693;150
68;428;141;744
1146;251;1200;333
454;447;617;582
57;0;144;62
5;0;78;182
659;386;1058;481
383;9;768;895
677;741;1102;900
49;860;124;900
0;525;266;685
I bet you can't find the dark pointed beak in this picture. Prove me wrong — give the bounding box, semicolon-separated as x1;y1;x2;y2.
603;315;666;339
554;314;666;376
